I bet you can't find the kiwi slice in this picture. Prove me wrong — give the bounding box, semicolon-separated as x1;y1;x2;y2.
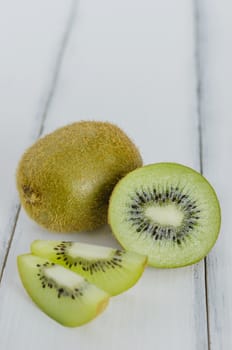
31;240;147;296
108;163;221;268
17;254;109;327
16;121;142;232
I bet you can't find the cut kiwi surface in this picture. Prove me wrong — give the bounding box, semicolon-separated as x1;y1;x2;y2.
108;163;221;268
31;240;147;296
17;254;109;327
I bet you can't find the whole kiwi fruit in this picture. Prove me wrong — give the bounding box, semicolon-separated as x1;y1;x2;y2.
16;121;142;232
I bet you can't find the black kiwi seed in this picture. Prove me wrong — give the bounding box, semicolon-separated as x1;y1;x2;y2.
127;184;200;245
52;242;125;274
35;263;85;299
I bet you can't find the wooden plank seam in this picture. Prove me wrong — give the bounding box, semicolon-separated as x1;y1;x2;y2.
193;0;211;349
0;0;78;284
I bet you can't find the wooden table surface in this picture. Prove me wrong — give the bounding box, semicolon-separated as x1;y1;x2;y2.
0;1;230;349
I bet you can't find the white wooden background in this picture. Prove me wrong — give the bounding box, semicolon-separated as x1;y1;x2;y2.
0;1;230;349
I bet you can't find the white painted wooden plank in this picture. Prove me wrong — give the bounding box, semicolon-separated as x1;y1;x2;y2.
197;1;232;348
0;0;73;271
0;1;208;350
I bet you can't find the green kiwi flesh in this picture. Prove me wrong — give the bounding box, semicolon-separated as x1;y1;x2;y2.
17;254;109;327
16;121;142;232
108;163;221;268
31;240;147;296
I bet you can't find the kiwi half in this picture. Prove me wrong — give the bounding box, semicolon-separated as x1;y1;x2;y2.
16;121;142;232
31;240;147;296
108;163;221;268
17;254;109;327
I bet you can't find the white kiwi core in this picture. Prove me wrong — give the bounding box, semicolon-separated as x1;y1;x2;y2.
145;204;184;227
45;265;84;288
68;242;112;260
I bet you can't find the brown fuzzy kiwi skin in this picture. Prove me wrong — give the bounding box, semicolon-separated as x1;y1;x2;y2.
16;121;142;232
